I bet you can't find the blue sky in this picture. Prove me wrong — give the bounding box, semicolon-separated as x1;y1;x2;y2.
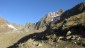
0;0;85;24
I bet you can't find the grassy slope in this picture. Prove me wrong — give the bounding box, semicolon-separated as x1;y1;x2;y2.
0;31;33;48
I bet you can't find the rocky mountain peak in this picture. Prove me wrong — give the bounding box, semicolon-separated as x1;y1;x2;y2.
35;9;64;30
46;9;64;21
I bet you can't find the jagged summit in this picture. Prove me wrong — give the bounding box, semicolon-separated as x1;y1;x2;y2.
46;9;64;21
35;9;64;30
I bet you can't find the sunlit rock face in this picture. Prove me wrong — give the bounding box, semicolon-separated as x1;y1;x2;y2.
35;9;64;30
47;12;60;21
47;10;63;21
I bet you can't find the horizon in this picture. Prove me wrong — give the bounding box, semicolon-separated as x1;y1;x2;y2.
0;0;85;24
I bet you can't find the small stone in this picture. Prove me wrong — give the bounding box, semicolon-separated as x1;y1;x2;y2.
32;41;42;47
38;43;42;46
59;36;64;39
57;36;64;42
32;42;39;46
66;31;71;36
66;36;72;40
71;35;76;40
77;37;80;41
74;42;77;44
28;39;34;42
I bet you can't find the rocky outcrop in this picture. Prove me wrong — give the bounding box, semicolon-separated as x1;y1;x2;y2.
35;9;64;30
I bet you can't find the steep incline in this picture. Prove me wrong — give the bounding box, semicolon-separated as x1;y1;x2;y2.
15;2;85;48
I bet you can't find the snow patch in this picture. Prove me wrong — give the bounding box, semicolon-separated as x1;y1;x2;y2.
7;24;17;30
51;14;60;21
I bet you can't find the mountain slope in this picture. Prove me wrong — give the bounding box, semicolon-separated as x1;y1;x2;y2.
7;2;85;48
0;17;21;32
16;11;85;48
0;2;85;48
60;2;85;20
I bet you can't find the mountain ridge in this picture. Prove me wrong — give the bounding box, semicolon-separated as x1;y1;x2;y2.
0;17;21;32
0;2;85;48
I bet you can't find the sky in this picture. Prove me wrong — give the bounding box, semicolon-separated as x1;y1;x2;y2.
0;0;85;24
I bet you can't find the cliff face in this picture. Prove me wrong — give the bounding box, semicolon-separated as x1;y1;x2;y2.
35;9;64;30
46;9;64;22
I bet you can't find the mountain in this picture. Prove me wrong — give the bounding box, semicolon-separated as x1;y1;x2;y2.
0;2;85;48
14;2;85;48
50;2;85;36
0;17;19;32
35;9;64;30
